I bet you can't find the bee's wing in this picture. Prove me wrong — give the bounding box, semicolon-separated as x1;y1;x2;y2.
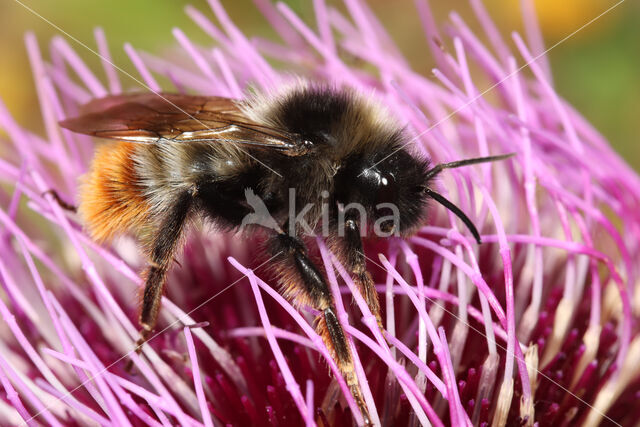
59;93;309;156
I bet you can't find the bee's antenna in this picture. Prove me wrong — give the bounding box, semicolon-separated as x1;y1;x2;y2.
425;153;515;180
422;153;514;243
423;187;482;244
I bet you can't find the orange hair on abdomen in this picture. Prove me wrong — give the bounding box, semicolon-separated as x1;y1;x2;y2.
79;142;150;242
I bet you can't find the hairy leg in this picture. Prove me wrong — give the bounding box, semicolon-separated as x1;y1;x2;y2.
134;193;192;356
270;232;371;425
335;218;383;332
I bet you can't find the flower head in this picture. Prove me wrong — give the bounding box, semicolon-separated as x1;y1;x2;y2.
0;1;639;426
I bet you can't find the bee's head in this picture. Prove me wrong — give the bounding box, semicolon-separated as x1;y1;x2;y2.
338;148;514;242
336;148;431;237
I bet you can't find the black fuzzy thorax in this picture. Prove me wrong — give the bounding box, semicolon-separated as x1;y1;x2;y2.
194;84;433;236
241;85;432;234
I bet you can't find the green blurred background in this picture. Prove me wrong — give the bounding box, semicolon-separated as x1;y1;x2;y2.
1;0;638;170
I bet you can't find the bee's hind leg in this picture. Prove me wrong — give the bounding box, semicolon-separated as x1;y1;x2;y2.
127;193;192;371
269;231;372;425
42;189;77;212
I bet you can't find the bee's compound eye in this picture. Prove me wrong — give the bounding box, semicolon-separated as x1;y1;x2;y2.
375;172;397;206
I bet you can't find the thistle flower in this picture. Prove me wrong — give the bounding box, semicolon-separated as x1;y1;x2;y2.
1;1;639;426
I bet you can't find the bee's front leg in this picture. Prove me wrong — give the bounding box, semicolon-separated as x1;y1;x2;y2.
333;217;384;334
269;231;372;425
